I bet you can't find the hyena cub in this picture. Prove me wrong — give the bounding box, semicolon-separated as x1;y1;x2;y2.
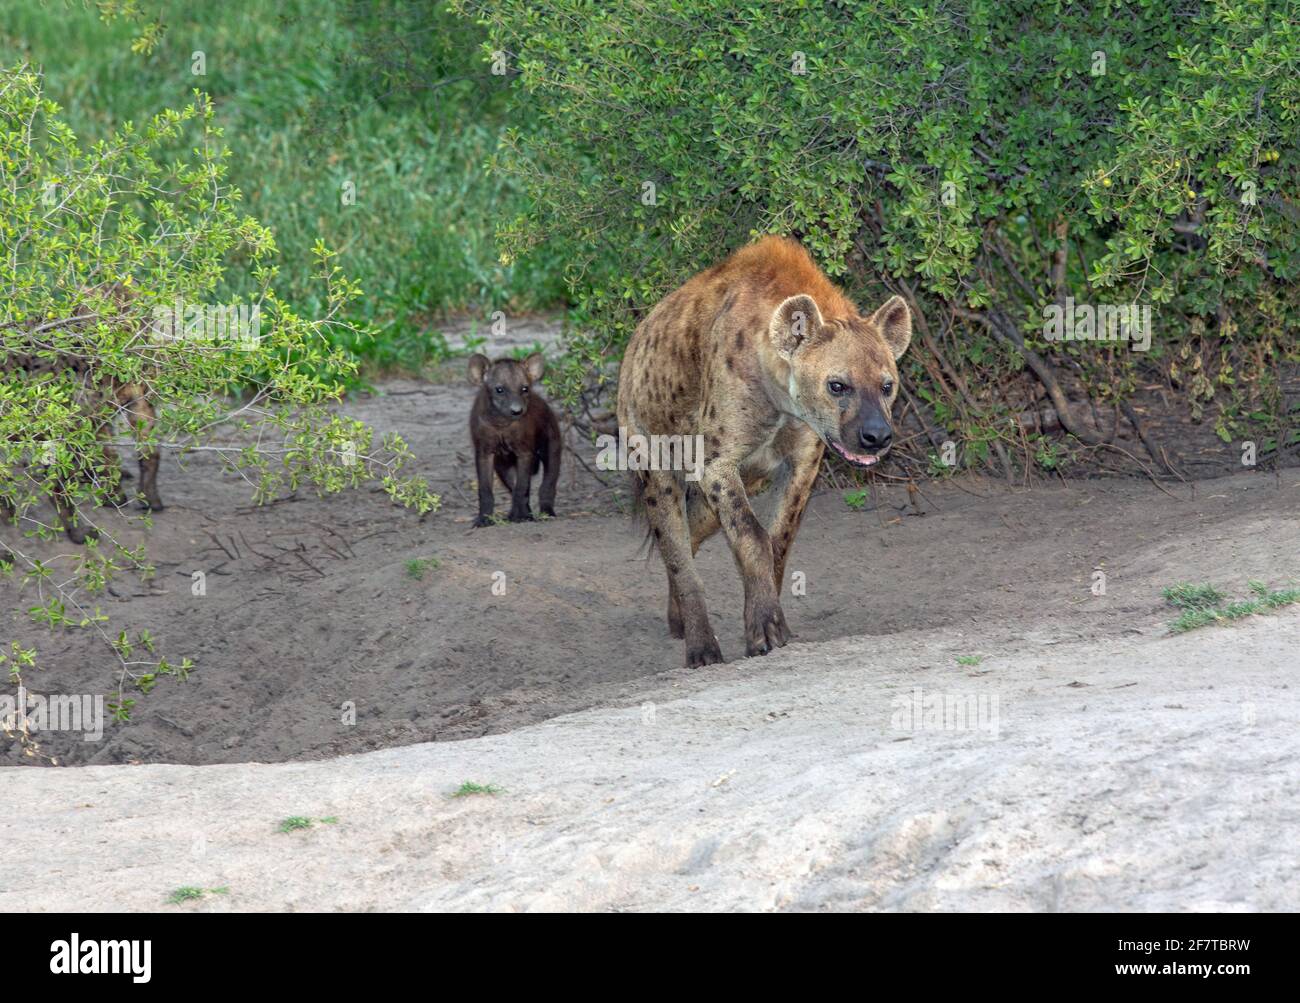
467;352;561;526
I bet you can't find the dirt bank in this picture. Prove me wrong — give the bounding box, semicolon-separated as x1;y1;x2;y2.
2;373;1297;767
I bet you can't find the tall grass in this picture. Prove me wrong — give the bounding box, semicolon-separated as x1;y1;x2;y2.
0;0;567;372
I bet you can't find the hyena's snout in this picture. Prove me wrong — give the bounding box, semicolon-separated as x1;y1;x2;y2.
857;411;893;454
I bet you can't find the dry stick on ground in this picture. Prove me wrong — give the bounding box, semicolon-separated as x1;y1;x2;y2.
950;304;1119;448
1122;400;1186;481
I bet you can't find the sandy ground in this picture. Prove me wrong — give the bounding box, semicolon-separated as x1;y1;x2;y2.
3;609;1297;912
3;358;1299;766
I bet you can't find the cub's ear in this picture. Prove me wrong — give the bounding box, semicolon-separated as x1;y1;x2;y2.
769;294;824;359
523;351;545;383
467;353;490;385
870;295;912;360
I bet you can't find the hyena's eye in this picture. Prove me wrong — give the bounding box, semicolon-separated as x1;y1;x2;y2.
827;380;849;396
520;385;529;394
495;385;505;394
882;379;894;395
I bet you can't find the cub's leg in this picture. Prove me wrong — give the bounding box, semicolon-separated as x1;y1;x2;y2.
473;444;497;527
643;471;722;666
538;425;561;518
507;447;536;522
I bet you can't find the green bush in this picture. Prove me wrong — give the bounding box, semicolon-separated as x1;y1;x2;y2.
0;65;435;713
457;0;1299;468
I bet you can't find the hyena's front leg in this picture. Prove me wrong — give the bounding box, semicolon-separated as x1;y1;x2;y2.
117;385;162;510
644;471;722;666
767;431;824;595
473;445;497;527
701;462;790;657
666;482;721;638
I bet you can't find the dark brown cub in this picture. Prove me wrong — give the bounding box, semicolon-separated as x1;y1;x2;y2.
467;352;561;526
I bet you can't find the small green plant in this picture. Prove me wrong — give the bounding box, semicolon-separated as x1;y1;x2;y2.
843;489;869;511
278;814;339;832
927;452;957;478
1034;440;1064;471
167;885;229;905
1163;580;1300;633
404;556;442;580
956;655;982;667
451;781;502;797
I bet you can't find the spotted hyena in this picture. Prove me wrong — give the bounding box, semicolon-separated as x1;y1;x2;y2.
2;285;162;543
616;236;912;666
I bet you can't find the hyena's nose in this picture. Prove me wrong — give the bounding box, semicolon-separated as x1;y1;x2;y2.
509;403;525;416
859;420;892;452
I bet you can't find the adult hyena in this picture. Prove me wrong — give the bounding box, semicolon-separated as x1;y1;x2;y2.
616;236;912;666
2;285;163;543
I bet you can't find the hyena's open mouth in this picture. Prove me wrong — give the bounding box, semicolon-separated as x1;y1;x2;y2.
827;439;884;468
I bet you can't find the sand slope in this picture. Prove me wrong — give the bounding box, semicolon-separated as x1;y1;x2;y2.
5;609;1297;912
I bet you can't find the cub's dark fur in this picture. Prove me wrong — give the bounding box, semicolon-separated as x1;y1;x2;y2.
467;352;561;526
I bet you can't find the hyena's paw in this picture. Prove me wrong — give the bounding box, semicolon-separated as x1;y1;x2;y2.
685;633;724;668
745;597;791;657
507;507;535;523
472;514;494;528
540;504;557;518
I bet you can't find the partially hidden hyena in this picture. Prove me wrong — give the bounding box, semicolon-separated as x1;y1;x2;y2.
2;284;163;544
616;236;912;666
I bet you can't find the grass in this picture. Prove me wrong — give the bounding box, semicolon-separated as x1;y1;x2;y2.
167;885;230;905
277;815;340;832
451;781;502;798
1163;580;1300;633
956;654;982;666
404;556;441;580
0;0;567;375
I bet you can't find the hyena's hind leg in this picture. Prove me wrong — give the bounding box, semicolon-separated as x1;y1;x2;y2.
666;481;720;638
117;384;163;510
642;471;722;666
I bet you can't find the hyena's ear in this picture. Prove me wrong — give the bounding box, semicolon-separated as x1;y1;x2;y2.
769;294;824;359
467;353;489;385
870;295;912;360
523;352;545;383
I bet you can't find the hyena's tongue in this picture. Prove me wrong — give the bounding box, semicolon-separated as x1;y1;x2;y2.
830;440;879;466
